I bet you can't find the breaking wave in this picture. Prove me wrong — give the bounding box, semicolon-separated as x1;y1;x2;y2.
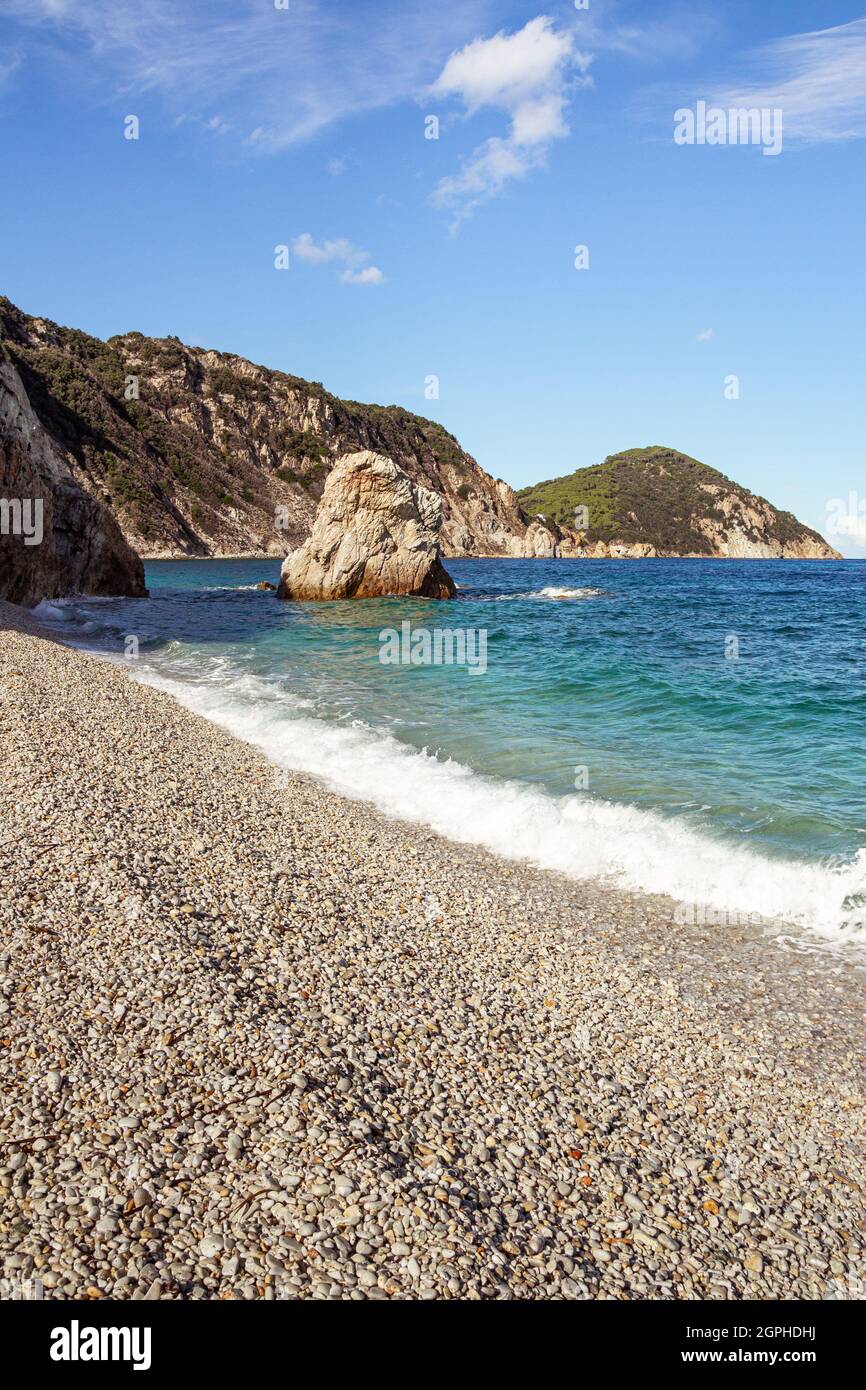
135;660;866;949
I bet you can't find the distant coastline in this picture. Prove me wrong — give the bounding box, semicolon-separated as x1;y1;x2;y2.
137;549;846;563
1;298;839;615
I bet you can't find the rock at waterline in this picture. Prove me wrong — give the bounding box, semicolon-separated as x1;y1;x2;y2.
277;450;456;601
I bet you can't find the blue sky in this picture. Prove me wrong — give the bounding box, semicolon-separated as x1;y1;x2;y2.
1;0;865;550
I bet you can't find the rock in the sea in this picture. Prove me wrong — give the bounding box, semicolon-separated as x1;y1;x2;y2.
277;450;456;601
256;581;276;591
0;349;146;606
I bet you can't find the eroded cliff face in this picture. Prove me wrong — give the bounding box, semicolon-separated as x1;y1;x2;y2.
689;486;837;559
0;298;543;562
0;302;840;567
0;351;146;607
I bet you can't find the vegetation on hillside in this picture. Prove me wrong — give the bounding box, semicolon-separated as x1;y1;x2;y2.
517;446;825;554
2;296;829;561
0;297;491;554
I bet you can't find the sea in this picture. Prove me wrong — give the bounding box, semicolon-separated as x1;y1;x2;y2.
34;556;866;951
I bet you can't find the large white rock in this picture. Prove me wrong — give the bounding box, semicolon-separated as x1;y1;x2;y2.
277;450;456;600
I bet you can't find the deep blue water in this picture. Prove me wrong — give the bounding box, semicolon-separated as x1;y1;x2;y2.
38;557;866;945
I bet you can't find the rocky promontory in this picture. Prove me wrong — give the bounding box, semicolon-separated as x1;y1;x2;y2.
518;448;841;560
0;298;840;574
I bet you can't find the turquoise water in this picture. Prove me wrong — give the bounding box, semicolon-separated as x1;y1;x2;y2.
39;557;866;945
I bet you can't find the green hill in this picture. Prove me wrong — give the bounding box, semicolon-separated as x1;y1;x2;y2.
516;446;833;557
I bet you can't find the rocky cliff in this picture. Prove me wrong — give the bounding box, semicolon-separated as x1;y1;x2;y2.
517;447;840;560
0;301;839;569
0;347;146;606
0;297;541;563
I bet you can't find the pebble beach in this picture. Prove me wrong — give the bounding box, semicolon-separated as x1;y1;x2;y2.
1;600;864;1302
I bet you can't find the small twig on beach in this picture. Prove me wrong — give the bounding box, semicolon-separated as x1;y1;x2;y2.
230;1185;284;1218
206;1081;295;1118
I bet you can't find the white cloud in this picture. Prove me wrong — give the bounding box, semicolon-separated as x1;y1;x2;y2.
696;327;714;342
0;0;499;151
430;16;591;225
431;15;583;112
341;266;384;286
434;137;538;214
293;234;356;266
326;157;347;176
712;17;866;144
293;234;384;286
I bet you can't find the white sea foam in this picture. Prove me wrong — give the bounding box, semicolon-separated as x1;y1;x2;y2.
33;599;75;622
536;585;603;599
496;586;604;601
135;662;866;948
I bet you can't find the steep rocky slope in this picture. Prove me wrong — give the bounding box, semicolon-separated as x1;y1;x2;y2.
0;297;538;561
0;348;146;606
518;447;840;559
1;301;837;568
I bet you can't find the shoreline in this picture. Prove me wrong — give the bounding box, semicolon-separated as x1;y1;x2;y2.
1;603;864;1300
137;552;849;563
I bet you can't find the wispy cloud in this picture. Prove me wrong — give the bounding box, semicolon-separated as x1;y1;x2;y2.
429;16;591;226
3;0;727;219
573;0;721;64
0;51;22;85
696;327;714;342
625;12;866;152
1;0;497;149
711;17;866;144
292;233;384;286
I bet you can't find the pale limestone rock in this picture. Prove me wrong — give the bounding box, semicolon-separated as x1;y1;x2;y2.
278;451;456;601
520;521;561;558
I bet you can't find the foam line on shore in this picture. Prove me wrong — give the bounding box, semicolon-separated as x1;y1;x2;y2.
135;662;866;947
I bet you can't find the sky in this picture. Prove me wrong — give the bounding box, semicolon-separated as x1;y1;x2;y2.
1;0;865;551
